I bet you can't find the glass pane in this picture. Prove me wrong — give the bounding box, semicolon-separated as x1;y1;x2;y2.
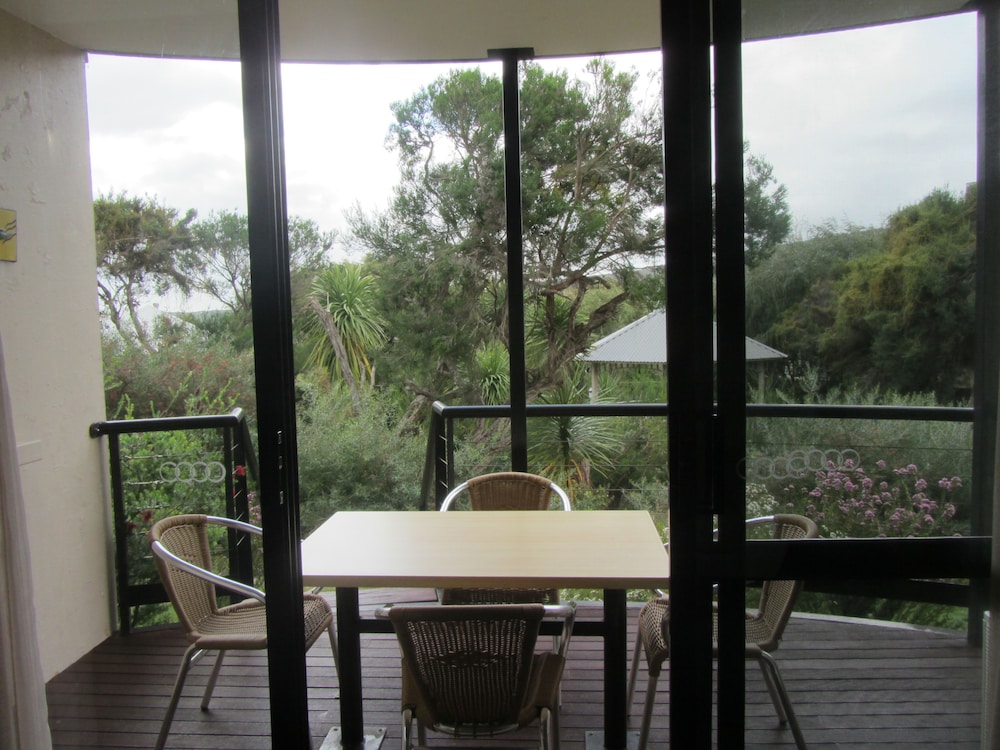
738;7;982;747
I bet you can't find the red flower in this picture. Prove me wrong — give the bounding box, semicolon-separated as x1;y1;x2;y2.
233;465;247;478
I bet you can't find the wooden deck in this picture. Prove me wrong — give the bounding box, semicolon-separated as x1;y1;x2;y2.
46;589;984;749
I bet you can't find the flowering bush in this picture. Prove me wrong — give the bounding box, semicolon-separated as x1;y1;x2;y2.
780;458;962;538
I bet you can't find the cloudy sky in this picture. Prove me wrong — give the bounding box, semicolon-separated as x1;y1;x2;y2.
85;11;977;254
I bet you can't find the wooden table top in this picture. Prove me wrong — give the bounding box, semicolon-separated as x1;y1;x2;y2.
300;509;669;590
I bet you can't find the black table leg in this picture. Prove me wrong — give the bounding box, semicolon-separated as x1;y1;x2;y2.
604;588;627;749
335;587;364;749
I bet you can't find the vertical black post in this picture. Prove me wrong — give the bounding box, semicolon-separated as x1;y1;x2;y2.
972;0;1000;646
226;425;254;586
490;47;534;472
661;0;716;748
713;0;747;744
603;588;628;748
336;587;364;748
108;434;130;634
237;1;311;747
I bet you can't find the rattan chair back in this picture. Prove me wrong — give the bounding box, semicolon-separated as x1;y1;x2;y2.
439;472;570;605
748;513;819;652
388;603;565;745
150;514;222;636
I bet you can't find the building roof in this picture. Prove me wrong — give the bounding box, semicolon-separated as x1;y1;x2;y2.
577;309;786;365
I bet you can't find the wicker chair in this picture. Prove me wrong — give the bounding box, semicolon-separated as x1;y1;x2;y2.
148;514;338;750
385;602;575;750
439;472;571;606
626;514;818;750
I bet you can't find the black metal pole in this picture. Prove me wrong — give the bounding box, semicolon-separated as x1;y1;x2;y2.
107;434;131;634
712;0;748;743
661;0;717;747
237;0;311;747
490;47;534;472
972;0;1000;646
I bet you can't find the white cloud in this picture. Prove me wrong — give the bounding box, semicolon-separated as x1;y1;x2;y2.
742;12;977;233
86;11;978;249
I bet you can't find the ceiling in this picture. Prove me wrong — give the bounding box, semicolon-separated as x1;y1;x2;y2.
0;0;973;63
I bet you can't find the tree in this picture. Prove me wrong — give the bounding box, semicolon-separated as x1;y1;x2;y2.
350;60;665;403
819;187;976;401
745;222;884;378
742;142;792;268
95;192;196;351
188;210;335;324
303;263;387;406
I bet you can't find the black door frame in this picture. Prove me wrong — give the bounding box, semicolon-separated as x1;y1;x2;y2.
236;1;996;747
662;1;997;747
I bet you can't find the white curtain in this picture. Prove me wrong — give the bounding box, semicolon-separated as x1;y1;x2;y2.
0;329;53;749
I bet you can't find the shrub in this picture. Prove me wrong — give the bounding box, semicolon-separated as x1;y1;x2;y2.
779;458;962;538
295;379;425;534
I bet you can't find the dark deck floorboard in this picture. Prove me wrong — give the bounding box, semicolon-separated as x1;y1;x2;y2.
46;589;984;749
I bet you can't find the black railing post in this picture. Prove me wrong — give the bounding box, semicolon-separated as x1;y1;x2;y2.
446;411;456;492
225;425;254;587
106;433;131;635
421;402;448;510
92;411;261;630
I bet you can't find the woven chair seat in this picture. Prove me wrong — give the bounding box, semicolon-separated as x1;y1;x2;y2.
628;514;818;750
148;514;338;750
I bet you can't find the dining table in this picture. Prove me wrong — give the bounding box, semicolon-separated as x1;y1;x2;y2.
300;509;670;750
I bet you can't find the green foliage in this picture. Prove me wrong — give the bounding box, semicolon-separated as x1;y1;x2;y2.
472;341;510;406
751;187;976;402
778;459;962;538
747;385;973;538
295;377;425;534
116;410;249;628
188;211;335;325
351;58;664;402
303;263;387;389
742;143;793;268
527;369;625;497
95;191;197;351
102;335;255;419
746;222;883;343
820;188;976;401
795;591;969;631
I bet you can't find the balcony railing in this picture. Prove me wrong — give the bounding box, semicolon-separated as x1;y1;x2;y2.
90;401;983;635
90;409;259;634
424;400;982;620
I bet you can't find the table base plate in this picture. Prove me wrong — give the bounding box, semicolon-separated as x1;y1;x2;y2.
319;727;386;749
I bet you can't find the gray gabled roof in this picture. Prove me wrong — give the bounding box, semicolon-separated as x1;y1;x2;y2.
577;309;786;365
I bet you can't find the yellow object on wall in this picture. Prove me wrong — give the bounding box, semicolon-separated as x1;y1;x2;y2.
0;208;16;262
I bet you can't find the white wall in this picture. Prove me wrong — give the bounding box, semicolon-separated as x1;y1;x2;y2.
0;9;113;678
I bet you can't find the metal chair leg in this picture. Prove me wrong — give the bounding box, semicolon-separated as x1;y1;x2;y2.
401;707;414;750
156;643;200;750
201;649;226;710
638;670;659;750
540;706;553;750
627;632;644;713
758;651;807;749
